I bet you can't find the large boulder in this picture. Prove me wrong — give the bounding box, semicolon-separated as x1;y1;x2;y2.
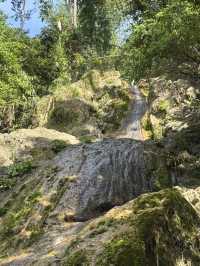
0;137;172;262
0;127;79;166
1;188;200;265
34;70;130;136
0;127;199;265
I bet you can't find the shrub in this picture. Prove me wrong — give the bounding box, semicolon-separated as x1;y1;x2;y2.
79;136;94;143
8;161;34;178
0;207;8;217
66;250;89;266
158;99;170;113
51;139;68;153
0;178;16;191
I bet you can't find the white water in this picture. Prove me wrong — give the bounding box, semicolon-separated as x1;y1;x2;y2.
120;85;147;140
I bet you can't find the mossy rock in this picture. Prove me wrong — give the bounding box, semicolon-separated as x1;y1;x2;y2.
141;113;153;139
51;139;69;153
79;135;96;144
64;250;89;266
153;165;172;190
97;233;146;266
96;189;200;266
157;99;171;113
34;70;130;137
138;79;150;97
149;114;164;139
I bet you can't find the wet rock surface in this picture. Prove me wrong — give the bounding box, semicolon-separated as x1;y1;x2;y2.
51;139;152;220
0;136;163;265
119;85;147;140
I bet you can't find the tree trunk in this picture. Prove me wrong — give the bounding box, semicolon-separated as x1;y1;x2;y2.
73;0;78;28
65;0;78;28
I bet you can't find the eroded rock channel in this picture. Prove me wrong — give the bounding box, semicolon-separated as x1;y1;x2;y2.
119;85;147;140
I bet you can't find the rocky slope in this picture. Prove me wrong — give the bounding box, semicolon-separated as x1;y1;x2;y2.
139;77;200;140
0;128;200;265
0;75;200;265
0;70;130;139
0;136;158;252
140;77;200;186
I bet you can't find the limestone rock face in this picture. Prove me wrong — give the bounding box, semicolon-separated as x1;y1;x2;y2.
0;127;79;166
141;77;200;139
140;76;200;186
0;135;168;264
51;139;152;220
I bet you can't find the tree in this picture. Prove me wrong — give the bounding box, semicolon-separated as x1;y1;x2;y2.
0;14;34;104
65;0;78;28
11;0;32;29
120;0;200;81
79;0;114;55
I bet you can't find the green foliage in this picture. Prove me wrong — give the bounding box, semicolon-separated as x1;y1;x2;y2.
0;6;71;132
79;0;114;56
65;250;89;266
121;0;200;81
0;15;34;105
51;139;69;153
158;99;171;113
0;1;122;133
25;226;44;246
24;27;70;95
79;136;95;144
0;190;41;238
97;234;145;266
0;208;8;217
0;177;16;191
0;14;39;131
8;161;33;178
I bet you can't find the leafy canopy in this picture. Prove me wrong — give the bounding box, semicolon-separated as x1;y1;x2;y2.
120;0;200;81
0;14;34;105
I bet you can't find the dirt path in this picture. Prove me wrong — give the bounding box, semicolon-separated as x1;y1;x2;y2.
118;84;147;140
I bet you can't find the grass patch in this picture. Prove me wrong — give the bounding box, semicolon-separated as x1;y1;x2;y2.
64;250;89;266
8;160;34;178
79;136;95;143
0;190;42;238
0;177;16;191
51;139;69;153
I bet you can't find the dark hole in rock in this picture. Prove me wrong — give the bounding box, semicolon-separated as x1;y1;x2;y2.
94;202;114;214
64;214;88;223
64;214;76;223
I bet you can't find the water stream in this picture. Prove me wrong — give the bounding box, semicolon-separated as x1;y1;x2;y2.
119;84;147;140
